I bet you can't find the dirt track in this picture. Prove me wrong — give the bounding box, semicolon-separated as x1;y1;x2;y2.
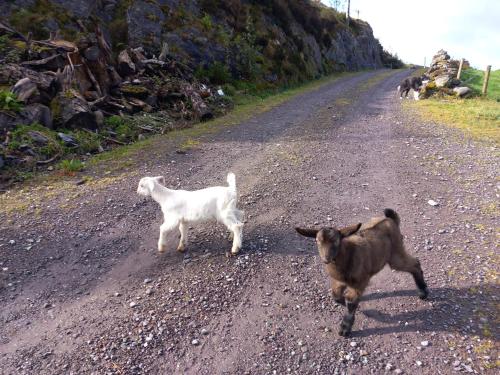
0;69;498;374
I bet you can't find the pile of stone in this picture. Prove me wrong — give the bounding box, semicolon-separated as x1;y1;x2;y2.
0;20;228;175
0;21;220;134
420;49;472;99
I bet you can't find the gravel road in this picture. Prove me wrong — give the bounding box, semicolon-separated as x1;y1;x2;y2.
0;69;498;374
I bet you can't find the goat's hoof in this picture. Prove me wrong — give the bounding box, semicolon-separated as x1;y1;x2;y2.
158;244;167;253
334;297;346;306
176;245;186;253
230;247;240;256
338;325;352;337
418;287;429;300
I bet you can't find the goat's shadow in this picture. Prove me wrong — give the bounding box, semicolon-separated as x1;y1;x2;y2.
348;285;500;340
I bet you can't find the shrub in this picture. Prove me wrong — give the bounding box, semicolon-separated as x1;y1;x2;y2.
58;159;84;173
72;130;102;154
104;115;125;128
104;115;138;142
0;90;23;112
201;13;213;31
196;62;232;84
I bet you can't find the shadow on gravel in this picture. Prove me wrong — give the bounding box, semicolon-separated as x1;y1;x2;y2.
354;285;499;340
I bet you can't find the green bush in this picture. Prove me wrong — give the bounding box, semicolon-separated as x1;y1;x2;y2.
72;130;102;154
104;115;138;142
201;13;213;31
0;90;23;112
196;62;232;84
58;159;84;173
104;115;125;128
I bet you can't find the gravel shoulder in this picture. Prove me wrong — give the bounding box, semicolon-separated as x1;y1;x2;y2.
0;69;498;374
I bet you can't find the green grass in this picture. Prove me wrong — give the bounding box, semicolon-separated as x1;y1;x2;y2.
0;90;23;112
461;68;500;100
411;97;500;143
58;159;84;173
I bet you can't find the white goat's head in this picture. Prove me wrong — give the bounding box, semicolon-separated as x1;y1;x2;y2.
137;176;165;197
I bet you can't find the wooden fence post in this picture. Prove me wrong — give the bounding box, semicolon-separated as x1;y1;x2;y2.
482;65;491;96
457;58;464;79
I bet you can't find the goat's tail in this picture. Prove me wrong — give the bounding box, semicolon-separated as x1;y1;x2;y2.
384;208;400;226
227;172;236;192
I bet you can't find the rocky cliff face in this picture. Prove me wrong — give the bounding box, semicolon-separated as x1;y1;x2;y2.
0;1;391;181
1;0;384;83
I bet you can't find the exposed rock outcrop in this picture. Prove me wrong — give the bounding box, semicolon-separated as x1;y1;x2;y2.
0;1;398;178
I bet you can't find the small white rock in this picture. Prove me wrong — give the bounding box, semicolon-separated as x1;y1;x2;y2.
421;340;429;347
428;200;439;207
416;360;423;367
129;301;137;308
350;341;357;348
192;339;200;346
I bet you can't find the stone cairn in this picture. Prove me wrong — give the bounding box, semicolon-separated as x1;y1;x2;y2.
420;49;472;99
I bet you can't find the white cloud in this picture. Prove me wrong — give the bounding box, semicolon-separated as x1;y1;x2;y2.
322;0;500;69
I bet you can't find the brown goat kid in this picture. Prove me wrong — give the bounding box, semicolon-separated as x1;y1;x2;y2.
296;209;429;336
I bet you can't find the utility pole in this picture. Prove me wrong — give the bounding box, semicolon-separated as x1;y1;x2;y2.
347;0;351;25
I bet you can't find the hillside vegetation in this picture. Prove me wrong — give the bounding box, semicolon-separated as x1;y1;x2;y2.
0;1;402;184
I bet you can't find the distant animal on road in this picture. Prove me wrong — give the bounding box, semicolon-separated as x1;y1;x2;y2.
397;76;426;100
137;173;244;256
296;209;429;336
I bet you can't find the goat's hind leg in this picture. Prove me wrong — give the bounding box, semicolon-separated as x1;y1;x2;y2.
221;211;243;256
389;252;429;300
177;221;188;253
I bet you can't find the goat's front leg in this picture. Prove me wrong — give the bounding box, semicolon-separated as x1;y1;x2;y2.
338;287;364;337
177;221;188;253
331;279;346;306
158;219;178;253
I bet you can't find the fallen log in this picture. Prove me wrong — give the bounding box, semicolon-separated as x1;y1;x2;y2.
36;152;62;165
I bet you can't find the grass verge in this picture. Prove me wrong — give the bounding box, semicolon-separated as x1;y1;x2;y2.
460;68;500;100
409;97;500;144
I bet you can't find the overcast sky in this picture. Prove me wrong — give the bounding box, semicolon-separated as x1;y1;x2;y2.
321;0;499;69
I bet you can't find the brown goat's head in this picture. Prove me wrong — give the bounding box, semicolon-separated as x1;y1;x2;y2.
295;223;362;264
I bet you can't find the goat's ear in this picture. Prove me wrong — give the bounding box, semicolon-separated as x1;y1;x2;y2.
339;223;362;238
154;176;165;185
295;227;319;238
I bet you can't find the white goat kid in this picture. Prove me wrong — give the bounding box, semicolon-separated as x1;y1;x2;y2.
137;173;244;255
